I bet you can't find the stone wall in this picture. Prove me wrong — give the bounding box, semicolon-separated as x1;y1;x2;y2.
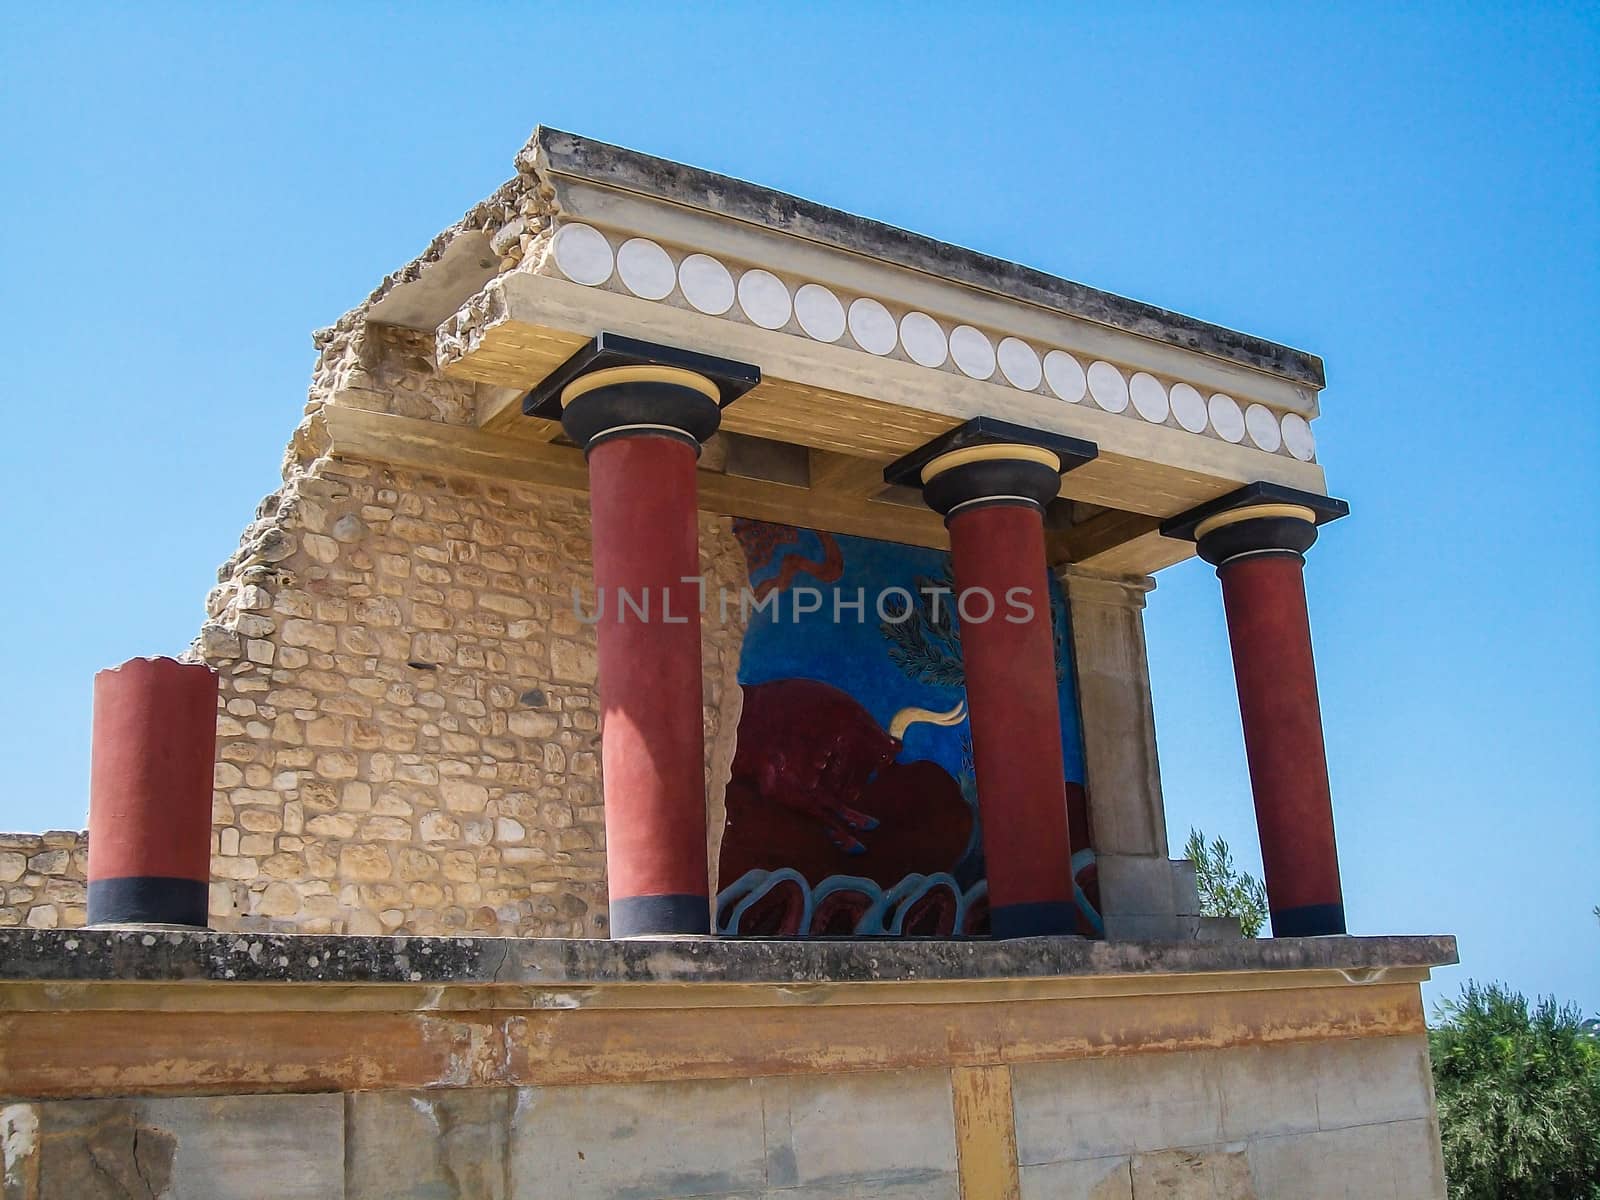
0;1039;1447;1199
191;453;746;937
0;1043;1452;1200
0;833;86;930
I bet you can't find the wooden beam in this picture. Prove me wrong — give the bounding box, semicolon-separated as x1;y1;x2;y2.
809;450;890;499
327;407;1198;573
325;404;591;490
323;406;951;550
1060;509;1194;574
724;434;810;488
1061;510;1161;562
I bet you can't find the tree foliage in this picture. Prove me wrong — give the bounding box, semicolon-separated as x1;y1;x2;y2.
1183;828;1268;937
879;566;966;687
1430;981;1600;1199
877;562;1069;688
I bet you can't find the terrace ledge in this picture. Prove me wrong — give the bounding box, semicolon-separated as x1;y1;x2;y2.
0;928;1454;993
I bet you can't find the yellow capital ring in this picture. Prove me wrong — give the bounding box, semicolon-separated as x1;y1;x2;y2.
1193;503;1318;540
920;443;1061;484
560;365;721;408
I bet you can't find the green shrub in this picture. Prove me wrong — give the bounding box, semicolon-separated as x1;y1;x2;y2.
1431;981;1600;1199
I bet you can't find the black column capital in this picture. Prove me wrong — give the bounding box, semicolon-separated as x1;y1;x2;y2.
522;332;760;454
883;417;1097;521
1162;482;1349;569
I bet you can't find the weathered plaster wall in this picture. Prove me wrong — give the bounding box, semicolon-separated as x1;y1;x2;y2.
0;1044;1449;1199
0;930;1457;1196
0;937;1449;1200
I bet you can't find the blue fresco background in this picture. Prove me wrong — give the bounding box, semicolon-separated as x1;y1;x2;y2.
735;527;1087;818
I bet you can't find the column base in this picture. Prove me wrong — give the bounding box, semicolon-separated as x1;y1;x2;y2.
990;901;1079;939
610;893;712;939
1270;903;1347;938
87;876;209;928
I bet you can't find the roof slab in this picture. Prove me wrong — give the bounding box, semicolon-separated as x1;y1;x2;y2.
328;128;1334;575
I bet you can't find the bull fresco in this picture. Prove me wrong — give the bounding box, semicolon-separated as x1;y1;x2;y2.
716;520;1099;937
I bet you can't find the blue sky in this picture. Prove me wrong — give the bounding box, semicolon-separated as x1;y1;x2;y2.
2;5;1594;1011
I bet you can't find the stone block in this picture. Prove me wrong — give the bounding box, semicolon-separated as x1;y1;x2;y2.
1213;1043;1320;1141
1247;1118;1445;1199
1170;860;1200;916
1310;1034;1435;1131
1387;1115;1449;1198
1096;854;1181;939
550;639;597;684
1130;1145;1256;1198
508;1078;768;1199
139;1093;342;1199
25;852;68;876
1019;1155;1132;1199
744;1182;956;1199
1101;913;1182;942
1195;916;1243;941
4;1093;341;1200
777;1068;958;1190
1013;1051;1222;1164
347;1088;510;1199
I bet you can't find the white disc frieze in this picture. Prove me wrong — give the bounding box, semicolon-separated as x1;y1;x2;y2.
949;325;997;380
848;297;898;355
551;223;613;286
738;269;792;330
1129;372;1170;423
794;283;846;342
678;253;735;315
997;337;1042;390
1281;412;1317;461
899;311;948;368
1245;403;1283;452
1208;393;1246;443
1087;361;1130;413
616;238;676;300
1170;382;1208;433
1043;350;1086;402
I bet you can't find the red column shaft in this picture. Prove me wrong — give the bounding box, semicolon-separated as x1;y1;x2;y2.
947;503;1076;937
88;656;218;926
1218;554;1345;936
586;434;710;936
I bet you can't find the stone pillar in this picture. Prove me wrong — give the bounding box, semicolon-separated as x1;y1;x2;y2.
88;656;218;927
888;421;1097;938
534;336;758;938
1059;567;1187;940
1186;495;1347;937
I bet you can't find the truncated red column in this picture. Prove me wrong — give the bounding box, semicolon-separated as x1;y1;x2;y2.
530;335;758;938
889;419;1099;938
1167;485;1351;938
88;656;218;927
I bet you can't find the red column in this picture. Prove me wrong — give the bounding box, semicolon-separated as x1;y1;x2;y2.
88;656;218;927
551;353;743;938
947;503;1077;936
585;433;711;937
1198;508;1345;936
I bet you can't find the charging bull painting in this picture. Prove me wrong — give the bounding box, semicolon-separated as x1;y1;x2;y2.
717;520;1099;937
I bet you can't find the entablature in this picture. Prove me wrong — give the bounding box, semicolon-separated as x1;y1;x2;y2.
325;127;1334;576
